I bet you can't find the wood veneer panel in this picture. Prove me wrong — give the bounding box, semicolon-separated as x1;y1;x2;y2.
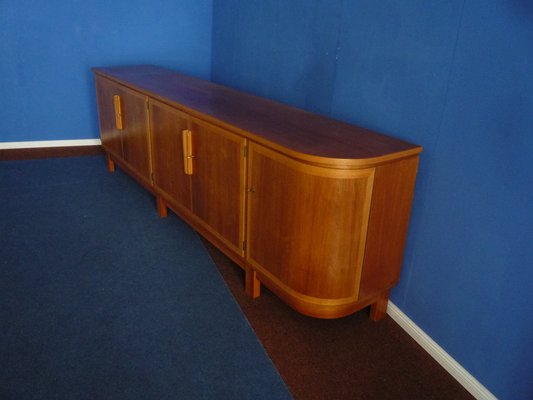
190;118;246;255
247;143;374;303
149;99;192;211
359;156;420;299
92;66;422;166
95;77;123;159
118;87;151;182
96;76;152;182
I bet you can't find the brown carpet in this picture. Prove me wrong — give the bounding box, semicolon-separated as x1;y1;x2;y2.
202;240;475;400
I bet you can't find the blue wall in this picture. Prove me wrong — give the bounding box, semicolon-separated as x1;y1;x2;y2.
2;0;532;398
0;0;212;142
212;1;533;399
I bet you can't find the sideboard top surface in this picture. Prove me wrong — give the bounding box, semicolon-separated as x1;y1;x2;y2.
93;65;422;167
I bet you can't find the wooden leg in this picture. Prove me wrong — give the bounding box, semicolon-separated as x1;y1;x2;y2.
369;290;390;321
106;154;115;173
156;197;168;218
245;268;261;299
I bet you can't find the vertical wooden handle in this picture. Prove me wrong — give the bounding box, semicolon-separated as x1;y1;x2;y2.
113;95;123;130
182;129;194;175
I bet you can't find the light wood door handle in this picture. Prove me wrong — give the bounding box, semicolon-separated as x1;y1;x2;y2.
113;95;123;130
182;129;194;175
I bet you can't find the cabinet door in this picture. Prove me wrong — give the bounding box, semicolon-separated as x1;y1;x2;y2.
95;76;122;158
246;143;375;303
189;119;246;255
95;76;151;182
118;87;151;182
149;99;192;212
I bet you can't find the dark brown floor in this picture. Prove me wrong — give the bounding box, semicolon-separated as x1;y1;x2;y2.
202;240;475;400
0;145;103;161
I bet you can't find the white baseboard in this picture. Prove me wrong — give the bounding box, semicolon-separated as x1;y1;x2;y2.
0;139;101;150
387;302;497;400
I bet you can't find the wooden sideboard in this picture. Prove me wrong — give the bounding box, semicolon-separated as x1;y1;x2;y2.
93;65;422;320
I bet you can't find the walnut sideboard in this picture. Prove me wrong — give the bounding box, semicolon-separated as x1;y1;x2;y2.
93;65;422;321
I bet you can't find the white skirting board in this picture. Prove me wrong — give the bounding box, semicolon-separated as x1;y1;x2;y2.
387;302;497;400
0;139;101;149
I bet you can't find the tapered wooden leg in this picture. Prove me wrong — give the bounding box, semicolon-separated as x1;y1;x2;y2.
245;268;261;299
156;196;168;218
369;290;390;321
106;154;115;173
